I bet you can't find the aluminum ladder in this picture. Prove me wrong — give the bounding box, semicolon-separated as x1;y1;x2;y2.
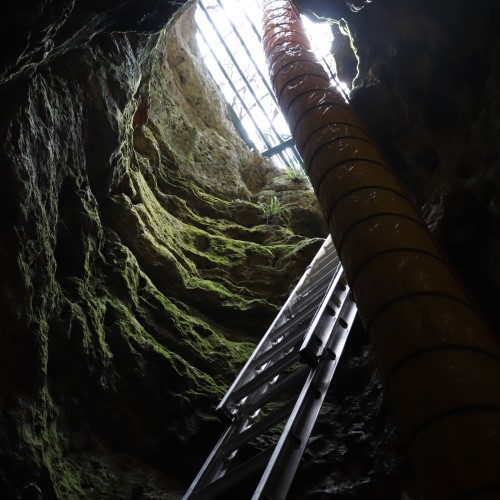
184;236;357;499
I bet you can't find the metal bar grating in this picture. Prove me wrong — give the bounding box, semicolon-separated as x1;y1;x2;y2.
195;0;305;172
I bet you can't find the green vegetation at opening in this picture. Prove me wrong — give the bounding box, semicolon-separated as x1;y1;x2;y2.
259;196;290;225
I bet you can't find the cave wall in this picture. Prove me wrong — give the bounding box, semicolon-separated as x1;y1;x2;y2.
298;0;500;333
0;1;327;497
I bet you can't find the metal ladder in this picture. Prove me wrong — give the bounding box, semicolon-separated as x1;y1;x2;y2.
184;236;357;500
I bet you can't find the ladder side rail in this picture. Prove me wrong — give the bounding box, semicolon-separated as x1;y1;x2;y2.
301;241;336;285
201;363;310;492
183;415;251;499
217;236;333;414
244;364;310;415
306;251;339;279
229;349;303;404
187;356;309;499
291;254;340;311
185;238;345;496
252;296;358;500
193;446;276;500
222;399;296;455
267;304;317;343
290;263;340;309
218;272;330;418
251;323;309;369
299;265;347;359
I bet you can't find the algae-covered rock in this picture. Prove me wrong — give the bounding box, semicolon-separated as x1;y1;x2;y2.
0;1;326;497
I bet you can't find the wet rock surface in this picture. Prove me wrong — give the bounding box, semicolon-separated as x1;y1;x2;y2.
0;1;326;497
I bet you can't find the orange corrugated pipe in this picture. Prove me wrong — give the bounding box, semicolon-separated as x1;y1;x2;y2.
262;0;500;498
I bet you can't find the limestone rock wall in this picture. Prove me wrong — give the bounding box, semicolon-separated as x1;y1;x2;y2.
0;1;326;497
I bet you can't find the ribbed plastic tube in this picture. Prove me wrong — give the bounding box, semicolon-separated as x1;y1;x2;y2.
262;1;500;498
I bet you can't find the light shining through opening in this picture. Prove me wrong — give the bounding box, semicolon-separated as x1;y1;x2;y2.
195;0;348;168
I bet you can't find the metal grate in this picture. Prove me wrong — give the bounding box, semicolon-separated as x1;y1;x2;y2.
195;0;305;171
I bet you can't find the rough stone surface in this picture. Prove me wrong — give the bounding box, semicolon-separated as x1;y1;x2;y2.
0;1;326;497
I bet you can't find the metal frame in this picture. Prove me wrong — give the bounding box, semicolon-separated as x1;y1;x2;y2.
183;237;358;499
196;0;305;172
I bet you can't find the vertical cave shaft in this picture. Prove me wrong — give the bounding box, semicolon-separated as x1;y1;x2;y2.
262;0;500;497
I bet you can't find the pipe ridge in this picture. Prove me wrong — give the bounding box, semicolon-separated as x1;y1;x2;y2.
267;41;310;67
325;185;406;224
279;77;337;109
291;101;354;136
385;345;500;390
264;28;309;52
450;483;500;500
336;212;428;258
262;2;500;495
263;21;302;39
346;248;445;286
300;122;371;151
366;292;475;333
271;58;320;86
262;3;290;15
285;89;346;117
408;404;500;448
275;71;330;101
270;50;317;72
316;158;392;190
307;135;378;170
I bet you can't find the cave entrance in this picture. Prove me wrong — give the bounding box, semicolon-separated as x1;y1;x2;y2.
195;0;342;173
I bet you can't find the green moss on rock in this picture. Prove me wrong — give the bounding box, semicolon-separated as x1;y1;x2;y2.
0;2;327;498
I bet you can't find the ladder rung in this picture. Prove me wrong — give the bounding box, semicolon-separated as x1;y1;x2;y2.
216;240;335;417
183;419;249;498
223;400;296;454
299;274;348;357
294;264;340;307
306;241;335;270
223;364;310;419
295;265;335;298
252;324;309;369
244;364;310;414
288;280;331;316
217;314;312;418
305;256;339;284
192;446;275;500
270;306;315;342
231;349;303;403
185;234;356;500
303;261;339;294
253;297;357;500
217;265;340;418
304;244;337;270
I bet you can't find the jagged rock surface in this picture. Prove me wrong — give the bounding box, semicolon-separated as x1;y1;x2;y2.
0;1;326;497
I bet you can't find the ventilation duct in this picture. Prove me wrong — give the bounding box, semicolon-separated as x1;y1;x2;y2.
262;0;500;497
